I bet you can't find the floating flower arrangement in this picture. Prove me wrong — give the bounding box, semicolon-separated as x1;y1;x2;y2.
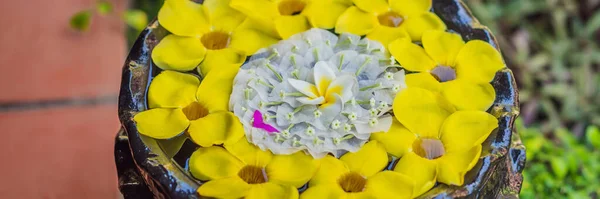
132;0;506;198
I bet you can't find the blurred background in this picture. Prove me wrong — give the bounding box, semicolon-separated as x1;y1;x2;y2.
0;0;598;198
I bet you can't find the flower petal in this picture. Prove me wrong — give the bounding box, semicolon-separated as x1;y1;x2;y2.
133;108;189;139
229;0;279;22
275;15;311;39
335;6;378;36
440;111;498;153
189;146;244;181
304;0;349;29
405;72;441;93
455;40;505;83
393;152;437;197
151;34;206;71
300;184;346;199
197;48;246;76
441;80;495;111
436;145;482;186
230;26;280;55
267;152;320;188
366;26;410;47
297;96;326;105
422;30;465;67
389;0;432;16
188;111;245;147
353;0;389;13
148;70;200;109
326;75;357;103
370;119;417;157
393;87;455;138
289;79;319;98
157;0;210;36
402;12;446;41
340;141;388;177
314;61;337;96
203;0;246;32
197;177;251;198
365;171;414;199
389;38;436;72
246;182;299;199
225;137;274;168
197;68;238;112
309;156;349;187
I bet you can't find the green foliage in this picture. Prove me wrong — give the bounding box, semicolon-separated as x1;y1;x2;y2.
467;0;600;134
516;119;600;198
69;10;92;31
123;10;149;31
96;1;113;15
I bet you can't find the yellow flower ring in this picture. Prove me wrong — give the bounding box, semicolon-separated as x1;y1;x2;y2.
117;0;524;198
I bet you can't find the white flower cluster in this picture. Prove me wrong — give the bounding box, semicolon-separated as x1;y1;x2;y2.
229;28;407;158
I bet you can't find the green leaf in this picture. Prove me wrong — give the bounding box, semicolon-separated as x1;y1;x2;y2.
96;1;114;15
70;10;92;31
586;126;600;149
550;157;568;179
123;9;148;31
585;11;600;37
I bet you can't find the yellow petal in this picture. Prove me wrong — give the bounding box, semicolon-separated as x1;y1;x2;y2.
436;145;482;186
203;0;246;32
455;40;505;83
388;38;436;72
353;0;389;13
300;184;345;199
335;6;378;36
151;34;206;71
441;80;495;111
189;146;244;181
197;177;251;198
188;111;245;147
422;30;465;66
370;119;417;157
366;26;410;47
304;0;349;29
365;171;414;199
440;111;498;153
267;152;320;188
389;0;432;16
225;137;274;168
393;87;455;138
196;68;238;112
340;141;388;177
393;152;437;197
230;26;280;55
157;0;210;36
198;48;246;76
235;17;280;39
309;156;349;187
147;71;200;109
133;108;189;139
402;12;446;41
405;73;441;93
246;182;299;199
275;15;311;39
229;0;279;22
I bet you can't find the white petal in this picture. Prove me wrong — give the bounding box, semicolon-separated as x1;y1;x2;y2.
288;79;319;98
327;75;358;103
297;96;325;104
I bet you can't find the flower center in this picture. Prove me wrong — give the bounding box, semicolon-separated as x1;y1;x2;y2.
413;138;446;160
430;65;457;82
378;12;404;27
278;0;306;16
238;165;267;184
200;31;231;50
338;172;367;193
182;102;209;121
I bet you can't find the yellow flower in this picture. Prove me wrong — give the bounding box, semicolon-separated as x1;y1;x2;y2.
133;70;244;147
335;0;445;45
301;141;415;199
371;87;498;197
190;138;319;199
230;0;352;39
152;0;279;75
389;31;505;111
